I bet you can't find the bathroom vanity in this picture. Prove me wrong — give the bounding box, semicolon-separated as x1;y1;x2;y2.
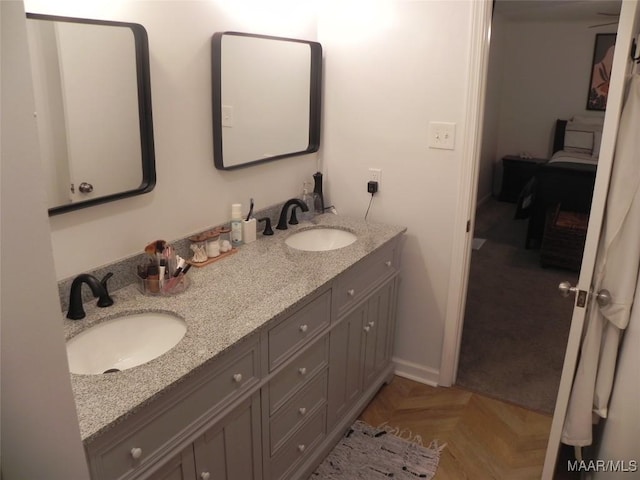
64;215;405;480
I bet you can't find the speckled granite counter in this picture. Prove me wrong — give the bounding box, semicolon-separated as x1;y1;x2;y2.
64;214;406;444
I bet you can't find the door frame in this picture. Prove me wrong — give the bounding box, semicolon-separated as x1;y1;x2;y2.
438;0;492;386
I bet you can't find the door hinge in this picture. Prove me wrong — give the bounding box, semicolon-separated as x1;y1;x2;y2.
466;220;471;233
576;290;588;308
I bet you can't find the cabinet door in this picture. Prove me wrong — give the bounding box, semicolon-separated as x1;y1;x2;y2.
362;280;395;389
147;445;196;480
327;304;366;428
193;393;262;480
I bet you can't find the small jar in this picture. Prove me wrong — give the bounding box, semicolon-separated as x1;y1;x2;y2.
219;227;232;253
206;233;220;258
188;234;208;263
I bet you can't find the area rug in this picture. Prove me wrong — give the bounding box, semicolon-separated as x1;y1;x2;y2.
310;420;443;479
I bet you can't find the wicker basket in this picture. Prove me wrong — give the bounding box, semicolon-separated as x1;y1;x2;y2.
540;205;588;271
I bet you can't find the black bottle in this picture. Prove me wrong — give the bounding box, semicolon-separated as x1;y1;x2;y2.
312;172;324;213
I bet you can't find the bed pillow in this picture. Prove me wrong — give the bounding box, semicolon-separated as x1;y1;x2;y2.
564;123;595;155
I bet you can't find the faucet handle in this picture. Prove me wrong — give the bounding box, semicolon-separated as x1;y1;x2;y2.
258;217;274;236
97;272;114;307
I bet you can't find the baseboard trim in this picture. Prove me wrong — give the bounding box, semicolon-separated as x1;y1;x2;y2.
392;357;439;387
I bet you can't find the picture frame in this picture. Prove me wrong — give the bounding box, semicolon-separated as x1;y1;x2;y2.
586;33;616;111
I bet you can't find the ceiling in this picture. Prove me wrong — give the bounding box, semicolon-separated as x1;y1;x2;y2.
494;0;622;23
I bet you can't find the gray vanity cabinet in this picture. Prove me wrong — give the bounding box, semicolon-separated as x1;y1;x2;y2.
147;446;196;480
327;241;399;431
83;234;402;480
192;393;262;480
85;337;260;480
261;290;331;480
149;393;261;480
361;280;396;390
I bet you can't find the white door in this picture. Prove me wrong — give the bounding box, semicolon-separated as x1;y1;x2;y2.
542;2;640;477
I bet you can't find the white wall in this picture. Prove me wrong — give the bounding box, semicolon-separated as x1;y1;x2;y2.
1;1;90;477
319;0;474;383
478;18;615;202
477;13;507;202
496;20;613;160
23;0;320;280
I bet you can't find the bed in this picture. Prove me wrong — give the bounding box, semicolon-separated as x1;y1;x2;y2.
516;117;600;249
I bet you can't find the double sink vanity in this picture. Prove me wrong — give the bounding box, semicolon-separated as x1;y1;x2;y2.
64;215;405;480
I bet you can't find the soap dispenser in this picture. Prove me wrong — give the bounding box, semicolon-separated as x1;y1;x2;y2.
312;172;325;214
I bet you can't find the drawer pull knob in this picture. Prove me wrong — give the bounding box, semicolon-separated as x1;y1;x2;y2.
130;447;143;460
298;367;307;375
347;289;355;297
200;473;211;480
368;321;375;327
299;407;307;415
298;444;306;453
364;325;371;333
299;324;308;333
385;260;392;267
233;373;243;383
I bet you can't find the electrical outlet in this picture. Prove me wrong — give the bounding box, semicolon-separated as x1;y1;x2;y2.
368;168;382;189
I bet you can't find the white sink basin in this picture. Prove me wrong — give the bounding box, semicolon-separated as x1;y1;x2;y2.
285;227;357;252
66;312;186;375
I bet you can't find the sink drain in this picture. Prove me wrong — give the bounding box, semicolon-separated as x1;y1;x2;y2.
103;368;121;374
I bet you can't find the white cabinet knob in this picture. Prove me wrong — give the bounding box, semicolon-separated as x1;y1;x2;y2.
298;367;307;376
364;325;371;333
298;407;307;415
347;289;355;297
298;444;306;453
130;447;143;460
368;321;375;327
299;324;308;333
385;260;392;267
233;373;243;383
200;473;211;480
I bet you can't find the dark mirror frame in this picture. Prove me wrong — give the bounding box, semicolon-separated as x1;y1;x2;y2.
26;13;156;216
211;31;322;170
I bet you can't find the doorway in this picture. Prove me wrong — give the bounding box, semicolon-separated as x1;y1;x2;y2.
454;1;621;414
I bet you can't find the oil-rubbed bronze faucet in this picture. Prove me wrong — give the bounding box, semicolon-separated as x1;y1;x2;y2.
276;198;309;230
66;273;114;320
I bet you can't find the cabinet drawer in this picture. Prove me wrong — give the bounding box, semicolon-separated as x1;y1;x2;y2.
269;407;326;480
270;371;327;455
88;341;259;480
269;336;328;414
335;241;397;317
268;290;330;371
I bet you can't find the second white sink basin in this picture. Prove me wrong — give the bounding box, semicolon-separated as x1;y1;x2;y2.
66;312;186;375
285;227;357;252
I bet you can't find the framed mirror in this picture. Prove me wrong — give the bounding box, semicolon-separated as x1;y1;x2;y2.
26;13;156;215
212;31;322;170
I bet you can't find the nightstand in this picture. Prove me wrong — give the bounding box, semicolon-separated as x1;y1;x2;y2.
498;155;548;203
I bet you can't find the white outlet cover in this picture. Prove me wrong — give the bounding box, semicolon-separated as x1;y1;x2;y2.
428;122;456;150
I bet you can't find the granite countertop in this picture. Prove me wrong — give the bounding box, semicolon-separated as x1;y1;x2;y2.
64;214;406;444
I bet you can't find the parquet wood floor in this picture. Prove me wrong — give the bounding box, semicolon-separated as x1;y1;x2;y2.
359;376;553;480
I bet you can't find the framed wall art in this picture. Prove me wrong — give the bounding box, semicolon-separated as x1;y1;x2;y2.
586;33;616;111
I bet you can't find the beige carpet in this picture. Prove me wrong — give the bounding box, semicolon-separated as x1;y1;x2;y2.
456;199;577;414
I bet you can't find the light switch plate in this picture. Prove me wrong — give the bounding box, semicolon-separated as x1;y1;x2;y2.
428;122;456;150
222;105;234;127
